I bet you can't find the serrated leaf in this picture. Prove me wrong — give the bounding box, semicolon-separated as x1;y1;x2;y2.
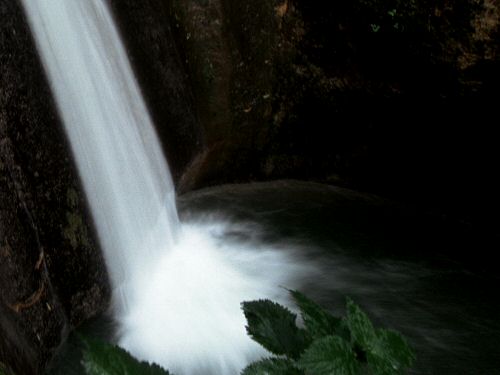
242;299;309;359
345;298;376;350
289;290;343;340
298;336;359;375
81;337;171;375
366;329;416;375
242;358;303;375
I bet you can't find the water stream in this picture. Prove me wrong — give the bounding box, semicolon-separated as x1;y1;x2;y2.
20;0;179;292
20;1;311;373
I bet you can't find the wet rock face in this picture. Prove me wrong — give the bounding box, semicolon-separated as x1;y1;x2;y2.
0;1;110;373
167;0;286;190
166;0;500;220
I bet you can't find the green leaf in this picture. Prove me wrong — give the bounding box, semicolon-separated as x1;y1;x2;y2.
242;358;303;375
242;300;309;359
345;299;416;374
289;290;344;340
298;336;359;375
81;337;171;375
366;329;416;375
345;298;376;350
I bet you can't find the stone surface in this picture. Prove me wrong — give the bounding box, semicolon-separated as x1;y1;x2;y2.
0;1;109;373
166;0;500;222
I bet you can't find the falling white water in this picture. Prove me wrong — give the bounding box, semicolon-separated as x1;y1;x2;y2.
21;1;313;374
20;0;179;291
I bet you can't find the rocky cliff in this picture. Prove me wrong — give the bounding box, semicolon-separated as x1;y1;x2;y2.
0;2;109;373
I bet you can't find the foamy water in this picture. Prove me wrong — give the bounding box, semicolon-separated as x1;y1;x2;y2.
119;219;314;374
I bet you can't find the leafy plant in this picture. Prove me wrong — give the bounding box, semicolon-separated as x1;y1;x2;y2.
241;291;415;375
243;300;310;359
78;291;414;375
81;337;171;375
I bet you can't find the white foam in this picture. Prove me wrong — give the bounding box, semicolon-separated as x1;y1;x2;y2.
118;219;313;374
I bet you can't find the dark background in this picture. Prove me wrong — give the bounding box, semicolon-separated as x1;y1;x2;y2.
113;0;500;227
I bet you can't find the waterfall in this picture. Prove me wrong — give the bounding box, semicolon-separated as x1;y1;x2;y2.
19;0;179;292
21;1;313;374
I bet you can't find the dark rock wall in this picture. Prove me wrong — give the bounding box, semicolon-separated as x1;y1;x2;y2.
0;1;109;373
37;0;498;221
166;0;500;223
168;0;282;190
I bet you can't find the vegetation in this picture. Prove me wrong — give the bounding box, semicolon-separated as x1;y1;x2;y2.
81;291;415;375
241;290;415;374
81;337;171;375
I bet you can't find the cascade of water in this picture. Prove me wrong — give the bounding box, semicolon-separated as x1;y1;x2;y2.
21;1;313;374
20;0;179;294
